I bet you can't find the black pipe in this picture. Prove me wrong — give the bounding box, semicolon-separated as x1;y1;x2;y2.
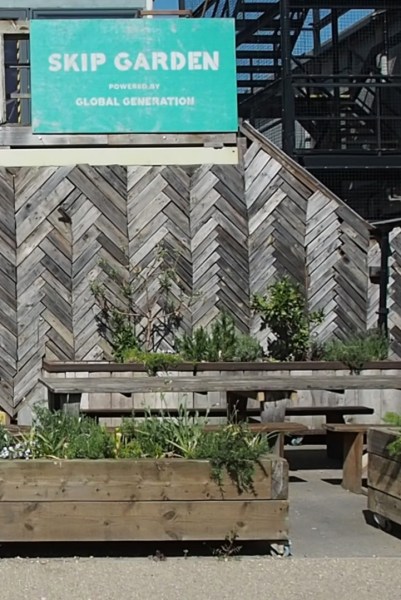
280;0;295;155
378;228;390;336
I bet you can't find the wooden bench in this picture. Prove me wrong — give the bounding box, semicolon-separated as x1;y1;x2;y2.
287;406;375;458
324;424;391;494
286;405;374;424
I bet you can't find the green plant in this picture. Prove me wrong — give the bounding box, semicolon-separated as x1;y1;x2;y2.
197;424;269;493
234;334;263;362
323;329;389;373
251;277;324;361
121;348;184;375
1;408;270;494
27;407;114;459
213;531;242;561
117;410;270;492
383;412;401;457
177;313;263;363
91;244;194;360
177;327;211;362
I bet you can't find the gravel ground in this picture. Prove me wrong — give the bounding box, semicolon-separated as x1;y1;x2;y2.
1;557;401;600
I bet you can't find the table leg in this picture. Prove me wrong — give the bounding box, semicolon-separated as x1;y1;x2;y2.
342;431;363;494
227;392;248;423
271;433;285;458
326;413;346;459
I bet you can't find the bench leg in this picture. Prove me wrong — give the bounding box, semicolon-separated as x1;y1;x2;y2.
342;431;364;494
271;433;285;458
227;392;248;423
326;414;346;459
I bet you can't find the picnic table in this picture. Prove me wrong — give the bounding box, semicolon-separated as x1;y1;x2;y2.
40;374;401;395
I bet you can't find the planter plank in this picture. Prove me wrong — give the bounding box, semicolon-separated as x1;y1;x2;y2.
0;458;288;502
367;428;398;460
0;500;288;543
368;428;401;527
368;454;401;499
368;489;401;526
0;458;288;543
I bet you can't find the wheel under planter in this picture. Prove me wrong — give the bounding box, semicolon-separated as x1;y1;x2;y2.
0;457;289;552
368;427;401;531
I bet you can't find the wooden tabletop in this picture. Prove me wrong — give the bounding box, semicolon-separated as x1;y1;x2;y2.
41;374;401;395
286;406;374;416
324;423;392;433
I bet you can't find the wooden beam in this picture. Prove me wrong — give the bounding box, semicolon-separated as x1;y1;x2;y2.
0;458;283;502
40;374;401;395
0;34;5;125
0;126;237;147
140;10;192;16
0;21;29;35
0;499;288;542
342;431;364;494
0;146;239;167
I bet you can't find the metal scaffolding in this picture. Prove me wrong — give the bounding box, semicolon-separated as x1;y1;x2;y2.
187;0;401;221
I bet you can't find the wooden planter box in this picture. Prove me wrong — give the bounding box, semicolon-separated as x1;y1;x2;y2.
368;427;401;527
0;456;288;545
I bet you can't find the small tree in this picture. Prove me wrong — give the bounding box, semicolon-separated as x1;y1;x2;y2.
91;244;193;361
251;277;323;361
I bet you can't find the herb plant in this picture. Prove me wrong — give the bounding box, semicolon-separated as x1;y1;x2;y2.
323;329;388;373
251;277;324;361
383;412;401;457
177;313;263;363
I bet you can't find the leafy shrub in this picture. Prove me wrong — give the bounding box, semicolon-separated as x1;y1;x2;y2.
234;334;264;362
323;329;389;373
251;277;324;361
121;348;183;374
118;413;270;493
25;407;114;459
177;313;263;362
196;424;269;493
383;412;401;457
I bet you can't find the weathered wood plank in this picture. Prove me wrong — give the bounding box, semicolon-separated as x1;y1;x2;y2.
368;488;401;526
0;126;236;148
0;499;288;542
0;35;5;125
41;375;401;394
368;453;401;499
367;428;399;459
0;458;286;502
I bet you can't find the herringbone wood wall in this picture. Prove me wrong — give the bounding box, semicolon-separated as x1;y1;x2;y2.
243;124;370;347
0;126;386;417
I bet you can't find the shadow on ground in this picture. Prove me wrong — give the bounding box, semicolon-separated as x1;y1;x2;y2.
0;540;280;559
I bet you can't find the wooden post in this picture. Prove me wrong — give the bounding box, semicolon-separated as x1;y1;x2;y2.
0;33;6;125
342;431;364;494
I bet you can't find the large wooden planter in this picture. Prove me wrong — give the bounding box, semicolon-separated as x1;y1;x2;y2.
368;427;401;527
0;456;288;545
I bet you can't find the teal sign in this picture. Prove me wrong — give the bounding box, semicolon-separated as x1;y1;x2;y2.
30;19;238;134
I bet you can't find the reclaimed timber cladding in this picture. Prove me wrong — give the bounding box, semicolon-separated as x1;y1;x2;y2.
127;166;192;349
242;123;370;345
388;228;401;358
190;164;249;332
367;238;381;331
14;167;74;406
0;123;380;417
65;165;129;360
0;168;17;415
